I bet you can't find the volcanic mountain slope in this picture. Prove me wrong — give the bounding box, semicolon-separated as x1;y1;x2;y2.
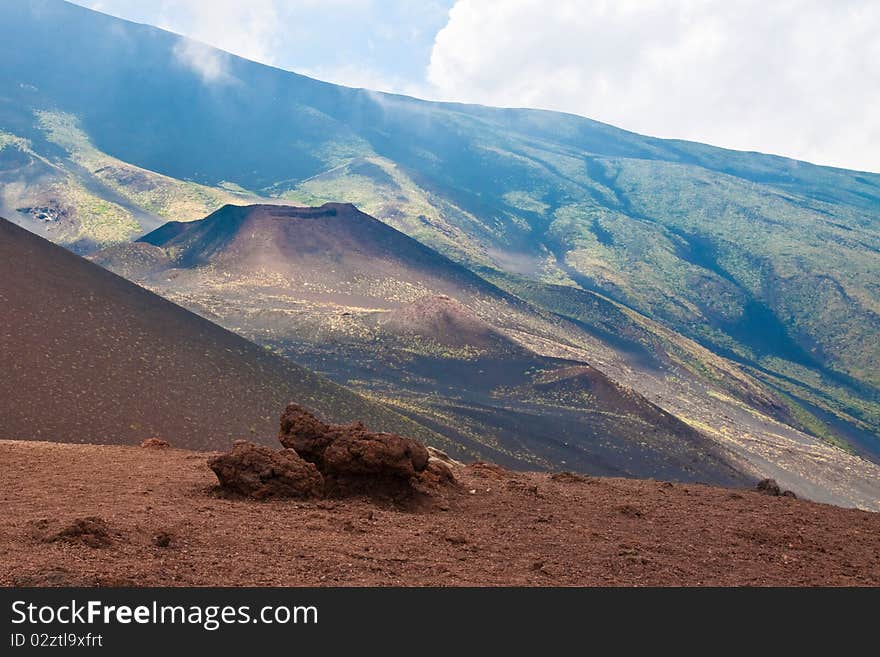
374;295;526;355
0;110;260;253
94;204;880;507
94;203;754;486
2;0;878;449
133;203;499;305
0;216;445;450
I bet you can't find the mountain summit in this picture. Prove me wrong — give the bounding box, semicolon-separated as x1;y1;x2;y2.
138;203;493;297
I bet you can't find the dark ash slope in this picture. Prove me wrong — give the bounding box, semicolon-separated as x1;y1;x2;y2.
0;217;444;449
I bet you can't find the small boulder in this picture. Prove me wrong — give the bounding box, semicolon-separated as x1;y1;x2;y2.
152;531;174;548
756;478;782;496
756;478;797;498
427;446;463;467
141;437;170;449
278;403;429;480
618;504;643;518
208;441;323;500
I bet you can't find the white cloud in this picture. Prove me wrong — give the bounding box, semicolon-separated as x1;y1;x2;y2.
72;0;449;93
77;0;282;81
427;0;880;172
172;39;234;83
165;0;280;82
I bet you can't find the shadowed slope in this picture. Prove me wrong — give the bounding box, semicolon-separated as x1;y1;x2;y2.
0;216;446;450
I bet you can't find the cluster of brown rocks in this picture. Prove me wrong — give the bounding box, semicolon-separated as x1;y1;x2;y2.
208;404;455;500
756;478;797;498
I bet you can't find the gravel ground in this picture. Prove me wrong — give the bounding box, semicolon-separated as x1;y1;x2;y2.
2;440;878;587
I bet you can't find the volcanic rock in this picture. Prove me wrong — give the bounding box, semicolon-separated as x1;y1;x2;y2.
756;478;782;496
208;441;323;500
427;446;463;467
278;404;429;480
322;431;429;479
141;438;170;449
756;478;797;498
278;403;338;461
419;447;460;490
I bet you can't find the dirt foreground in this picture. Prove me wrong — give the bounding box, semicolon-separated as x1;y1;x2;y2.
1;440;878;587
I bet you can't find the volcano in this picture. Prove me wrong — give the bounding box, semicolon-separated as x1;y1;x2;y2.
0;216;442;449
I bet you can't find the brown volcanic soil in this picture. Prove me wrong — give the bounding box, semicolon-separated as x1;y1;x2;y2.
2;440;878;587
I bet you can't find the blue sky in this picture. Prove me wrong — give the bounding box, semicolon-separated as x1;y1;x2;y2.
73;0;455;95
71;1;880;172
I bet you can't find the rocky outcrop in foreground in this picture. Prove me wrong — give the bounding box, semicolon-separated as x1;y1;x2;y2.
209;404;450;500
209;440;324;499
